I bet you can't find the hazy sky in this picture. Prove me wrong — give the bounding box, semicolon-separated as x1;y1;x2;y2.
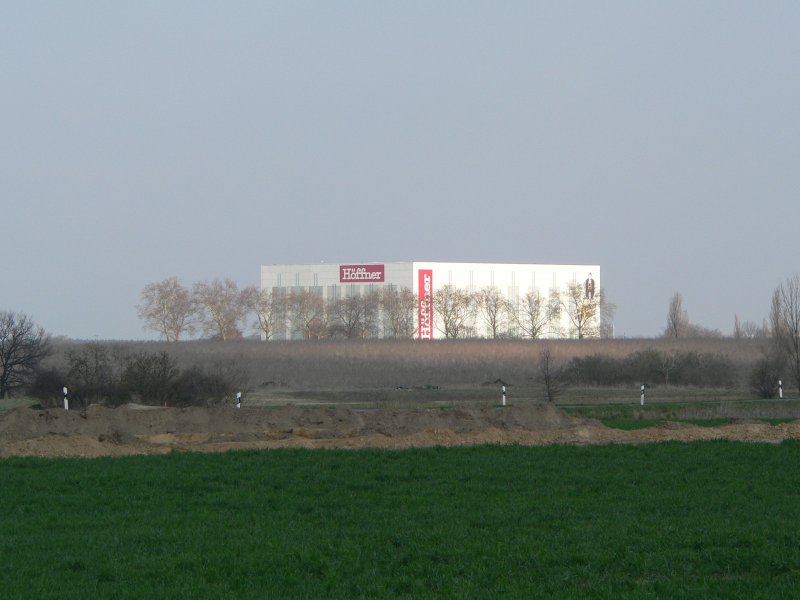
3;2;799;339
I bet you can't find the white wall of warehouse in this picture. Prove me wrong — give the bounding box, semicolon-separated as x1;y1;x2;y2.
260;262;600;340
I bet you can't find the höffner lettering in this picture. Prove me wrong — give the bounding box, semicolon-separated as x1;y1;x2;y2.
341;267;382;281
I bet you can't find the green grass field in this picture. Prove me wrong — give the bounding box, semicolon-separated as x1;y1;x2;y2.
2;443;800;597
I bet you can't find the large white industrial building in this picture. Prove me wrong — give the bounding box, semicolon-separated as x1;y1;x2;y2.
260;261;601;340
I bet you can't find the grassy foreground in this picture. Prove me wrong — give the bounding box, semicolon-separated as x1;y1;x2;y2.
2;443;800;598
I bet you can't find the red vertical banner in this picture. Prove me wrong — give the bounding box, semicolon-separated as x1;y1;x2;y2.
418;269;433;340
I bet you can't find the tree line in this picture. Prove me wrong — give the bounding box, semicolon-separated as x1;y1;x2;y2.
2;274;799;400
136;277;615;342
663;275;800;396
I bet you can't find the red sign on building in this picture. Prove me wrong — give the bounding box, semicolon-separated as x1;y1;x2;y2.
418;269;433;340
339;264;385;282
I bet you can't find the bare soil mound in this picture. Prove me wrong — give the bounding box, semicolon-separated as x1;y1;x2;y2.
1;404;799;458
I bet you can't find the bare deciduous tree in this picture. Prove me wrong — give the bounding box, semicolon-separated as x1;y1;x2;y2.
247;288;285;340
508;289;557;339
771;275;800;393
750;349;785;399
137;277;194;341
192;279;252;340
659;350;678;387
733;315;768;339
561;283;602;339
121;351;180;405
536;345;563;402
329;292;380;339
380;287;417;338
734;313;744;339
476;287;507;339
769;287;784;339
66;343;118;407
599;295;617;339
433;285;475;339
0;311;51;398
665;292;689;338
289;289;327;339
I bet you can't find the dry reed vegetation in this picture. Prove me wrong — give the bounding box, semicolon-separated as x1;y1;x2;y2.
44;337;768;391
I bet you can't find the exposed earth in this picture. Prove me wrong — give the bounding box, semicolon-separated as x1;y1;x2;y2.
2;403;800;458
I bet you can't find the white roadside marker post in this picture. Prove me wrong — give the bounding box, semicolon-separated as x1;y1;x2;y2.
63;387;69;411
640;384;645;406
235;392;242;409
502;385;506;407
779;380;783;400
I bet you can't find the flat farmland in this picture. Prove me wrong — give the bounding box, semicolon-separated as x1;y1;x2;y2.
2;443;800;597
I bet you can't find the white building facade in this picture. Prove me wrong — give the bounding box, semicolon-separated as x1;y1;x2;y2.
260;261;601;340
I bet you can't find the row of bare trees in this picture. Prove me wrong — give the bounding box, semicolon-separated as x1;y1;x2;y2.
137;277;253;341
277;288;417;340
665;292;773;340
137;278;614;341
664;291;769;340
665;275;800;394
432;283;613;339
137;278;420;341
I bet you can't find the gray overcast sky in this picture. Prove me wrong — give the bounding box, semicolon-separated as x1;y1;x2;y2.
2;2;799;339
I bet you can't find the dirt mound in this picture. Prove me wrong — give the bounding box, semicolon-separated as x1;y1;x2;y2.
1;404;799;458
